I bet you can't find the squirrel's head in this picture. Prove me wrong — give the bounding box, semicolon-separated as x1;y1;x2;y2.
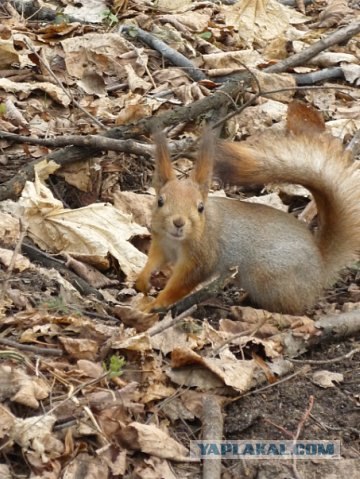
151;129;214;242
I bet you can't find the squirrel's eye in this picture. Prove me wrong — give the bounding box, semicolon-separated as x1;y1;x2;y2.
198;202;204;213
158;196;165;207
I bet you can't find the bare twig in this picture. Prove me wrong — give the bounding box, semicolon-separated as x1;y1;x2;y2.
202;396;223;479
231;366;311;400
291;396;315;479
290;347;360;365
148;305;197;337
0;337;63;356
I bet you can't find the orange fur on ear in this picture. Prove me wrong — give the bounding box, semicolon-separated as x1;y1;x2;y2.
286;101;325;135
152;130;176;192
191;127;215;197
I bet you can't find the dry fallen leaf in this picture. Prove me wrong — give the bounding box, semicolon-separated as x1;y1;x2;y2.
58;337;99;360
0;78;71;107
10;414;64;461
312;370;344;388
120;422;188;461
170;347;257;392
0;212;20;247
0;365;49;408
0;248;31;271
15;173;148;280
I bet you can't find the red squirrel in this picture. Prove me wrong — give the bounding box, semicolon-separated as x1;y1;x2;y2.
135;102;360;314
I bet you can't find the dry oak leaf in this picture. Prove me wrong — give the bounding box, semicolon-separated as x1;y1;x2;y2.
58;337;99;360
171;347;256;392
0;248;31;271
0;78;71;107
15;173;148;280
316;0;353;28
222;0;307;45
0;404;15;441
10;414;64;460
0;365;49;408
135;456;177;479
0;212;20;247
120;422;188;461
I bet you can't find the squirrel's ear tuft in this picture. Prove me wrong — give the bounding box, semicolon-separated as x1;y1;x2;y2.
192;127;215;198
152;129;176;193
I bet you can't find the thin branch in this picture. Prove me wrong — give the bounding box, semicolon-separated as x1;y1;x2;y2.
266;21;360;73
202;396;223;479
120;25;207;82
0;337;63;356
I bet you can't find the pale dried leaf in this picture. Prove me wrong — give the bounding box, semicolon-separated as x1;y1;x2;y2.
76;360;104;378
63;0;109;23
122;422;188;460
0;78;71;107
0;212;20;247
155;0;192;13
342;63;360;86
4;98;28;126
15;175;148;280
56;160;92;192
11;414;64;459
203;50;263;72
309;52;357;68
0;38;19;67
171;347;256;392
0;365;49;408
326;119;360;139
0;404;15;440
222;0;307;45
317;0;352;28
113;191;154;229
0;248;31;272
312;370;344;388
61;33;130;79
62;452;109;478
112;332;152;352
78;68;106;97
136;457;177;479
125;64;152;93
58;337;99;360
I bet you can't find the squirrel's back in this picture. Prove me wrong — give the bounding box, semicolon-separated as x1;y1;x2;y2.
206;196;323;312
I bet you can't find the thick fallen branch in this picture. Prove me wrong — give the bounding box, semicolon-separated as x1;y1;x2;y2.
294;66;344;85
0;132;154;155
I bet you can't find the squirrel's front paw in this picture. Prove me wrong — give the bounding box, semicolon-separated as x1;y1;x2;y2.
135;274;150;294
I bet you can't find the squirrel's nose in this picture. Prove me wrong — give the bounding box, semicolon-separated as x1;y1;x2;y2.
173;217;185;228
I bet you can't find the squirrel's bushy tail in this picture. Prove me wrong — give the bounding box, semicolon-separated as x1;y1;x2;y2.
215;127;360;285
